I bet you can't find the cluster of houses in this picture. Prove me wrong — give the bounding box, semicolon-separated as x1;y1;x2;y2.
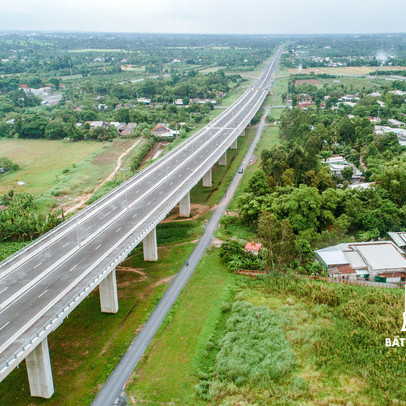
79;121;138;136
19;84;63;106
315;238;406;284
322;155;363;182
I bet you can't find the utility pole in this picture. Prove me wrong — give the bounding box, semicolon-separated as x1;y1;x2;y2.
65;196;81;248
120;167;130;210
57;194;65;221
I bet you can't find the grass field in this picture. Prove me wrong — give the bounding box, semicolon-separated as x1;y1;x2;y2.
0;242;196;405
289;65;406;76
321;75;381;91
127;248;406;405
0;138;139;212
190;128;256;206
199;66;226;74
127;248;235;405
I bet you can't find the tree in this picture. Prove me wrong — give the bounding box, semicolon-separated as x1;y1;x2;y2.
373;156;406;206
114;108;130;123
246;170;271;195
257;212;281;271
45;121;68;140
341;166;353;181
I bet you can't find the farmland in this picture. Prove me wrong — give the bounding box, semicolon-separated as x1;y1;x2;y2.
0;138;139;212
289;65;406;76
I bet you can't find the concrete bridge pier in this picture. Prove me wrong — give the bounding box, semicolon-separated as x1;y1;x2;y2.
143;227;158;261
239;129;245;137
202;168;212;187
99;270;119;313
26;338;54;399
179;191;190;217
230;138;238;150
218;151;227;166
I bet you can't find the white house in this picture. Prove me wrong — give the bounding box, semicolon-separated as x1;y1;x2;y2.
316;241;406;283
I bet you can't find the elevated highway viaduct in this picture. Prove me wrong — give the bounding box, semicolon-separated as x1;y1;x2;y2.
0;47;283;398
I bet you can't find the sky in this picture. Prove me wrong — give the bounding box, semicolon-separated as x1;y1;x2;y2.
0;0;405;35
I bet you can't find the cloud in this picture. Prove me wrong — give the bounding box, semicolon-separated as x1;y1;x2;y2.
0;0;405;34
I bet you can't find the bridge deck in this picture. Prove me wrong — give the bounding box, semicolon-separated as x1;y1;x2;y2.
0;48;282;380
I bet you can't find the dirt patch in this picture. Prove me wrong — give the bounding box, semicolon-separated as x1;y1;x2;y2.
161;203;212;223
139;142;166;168
210;237;225;247
295;79;322;86
92;139;134;166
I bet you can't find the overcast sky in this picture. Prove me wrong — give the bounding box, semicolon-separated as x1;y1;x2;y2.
0;0;405;34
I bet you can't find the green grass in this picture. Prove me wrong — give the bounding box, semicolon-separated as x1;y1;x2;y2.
127;246;406;405
215;215;256;241
0;242;196;405
0;241;30;261
199;66;226;74
229;124;280;211
190;130;256;206
0;139;104;196
126;248;235;405
0;138;145;213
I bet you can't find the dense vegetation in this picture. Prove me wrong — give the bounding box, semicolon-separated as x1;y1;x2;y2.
0;191;60;242
193;270;406;405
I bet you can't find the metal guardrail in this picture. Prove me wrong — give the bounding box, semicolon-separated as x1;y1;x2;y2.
0;72;257;270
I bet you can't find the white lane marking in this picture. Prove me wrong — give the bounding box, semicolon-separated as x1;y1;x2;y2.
95;244;101;250
105;210;112;216
33;263;41;269
133;213;138;218
62;242;70;247
135;189;139;193
0;55;277;313
85;226;92;231
147;201;151;206
38;290;47;299
70;264;78;272
0;287;8;295
0;322;9;331
0;54;279;349
116;227;122;233
159;191;163;195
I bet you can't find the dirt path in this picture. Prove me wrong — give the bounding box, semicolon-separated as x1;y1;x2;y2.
63;138;142;215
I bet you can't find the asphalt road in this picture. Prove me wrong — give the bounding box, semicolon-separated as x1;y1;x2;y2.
92;101;273;406
0;48;282;381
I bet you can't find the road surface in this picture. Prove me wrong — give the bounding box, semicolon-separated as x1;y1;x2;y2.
92;103;273;406
0;48;282;382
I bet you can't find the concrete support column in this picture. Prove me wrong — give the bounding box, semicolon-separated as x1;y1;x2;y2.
99;270;119;313
239;129;245;137
26;338;54;399
143;227;158;262
202;168;212;187
179;191;190;217
218;151;227;166
230;138;238;150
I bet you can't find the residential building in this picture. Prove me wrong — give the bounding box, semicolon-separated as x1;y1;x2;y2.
388;119;405;127
388;232;406;250
244;242;262;255
150;123;170;136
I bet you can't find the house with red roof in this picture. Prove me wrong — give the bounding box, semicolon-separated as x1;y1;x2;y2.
244;242;262;255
